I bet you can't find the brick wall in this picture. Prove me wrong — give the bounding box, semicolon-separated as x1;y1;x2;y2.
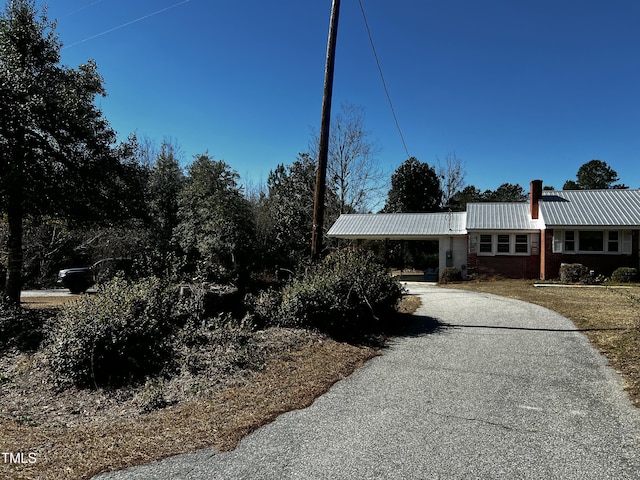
472;255;540;279
543;229;640;279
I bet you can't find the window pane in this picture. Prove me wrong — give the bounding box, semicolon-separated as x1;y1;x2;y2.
496;234;509;253
579;231;603;252
608;231;619;252
515;235;528;253
497;243;510;253
564;231;575;251
479;234;492;253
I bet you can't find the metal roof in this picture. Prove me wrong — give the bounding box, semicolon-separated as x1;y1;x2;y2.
466;203;540;231
327;189;640;239
327;212;467;239
540;189;640;227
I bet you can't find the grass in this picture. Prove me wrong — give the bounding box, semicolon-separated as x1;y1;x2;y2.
441;279;640;407
20;296;78;309
0;294;419;480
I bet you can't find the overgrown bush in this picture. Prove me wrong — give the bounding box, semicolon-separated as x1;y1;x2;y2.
47;276;177;389
278;249;403;336
177;314;261;377
611;267;638;283
245;288;282;327
439;267;462;284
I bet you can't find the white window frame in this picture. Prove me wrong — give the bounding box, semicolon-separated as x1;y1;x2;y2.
552;229;632;255
476;233;531;256
479;234;493;254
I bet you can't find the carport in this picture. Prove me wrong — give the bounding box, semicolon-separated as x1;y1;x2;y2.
327;212;468;279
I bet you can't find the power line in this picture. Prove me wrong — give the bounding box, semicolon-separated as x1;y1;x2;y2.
357;0;411;159
62;0;192;50
59;0;106;20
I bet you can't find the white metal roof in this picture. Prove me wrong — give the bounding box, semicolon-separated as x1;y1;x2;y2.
466;203;541;231
327;212;467;239
327;189;640;240
540;189;640;227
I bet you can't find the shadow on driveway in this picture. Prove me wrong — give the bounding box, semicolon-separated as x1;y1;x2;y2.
387;313;449;338
440;323;628;333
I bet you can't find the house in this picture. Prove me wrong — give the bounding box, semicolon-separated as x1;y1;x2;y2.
327;180;640;280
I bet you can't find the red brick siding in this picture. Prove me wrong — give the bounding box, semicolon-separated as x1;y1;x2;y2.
543;229;640;279
467;234;541;279
472;255;540;279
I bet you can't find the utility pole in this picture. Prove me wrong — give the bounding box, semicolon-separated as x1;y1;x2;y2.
311;0;340;260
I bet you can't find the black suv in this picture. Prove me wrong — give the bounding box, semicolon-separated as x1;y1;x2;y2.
57;267;94;294
57;258;133;294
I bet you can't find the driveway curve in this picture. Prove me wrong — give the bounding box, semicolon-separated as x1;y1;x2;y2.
95;283;640;479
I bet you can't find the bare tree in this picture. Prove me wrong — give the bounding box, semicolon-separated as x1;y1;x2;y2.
311;103;386;213
437;153;466;210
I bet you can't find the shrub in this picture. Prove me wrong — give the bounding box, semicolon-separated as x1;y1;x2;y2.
177;314;262;376
559;263;591;284
47;276;177;389
245;288;282;327
611;267;638;283
135;377;169;413
278;249;403;335
439;267;462;284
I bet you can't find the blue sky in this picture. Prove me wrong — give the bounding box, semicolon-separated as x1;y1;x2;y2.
36;0;640;191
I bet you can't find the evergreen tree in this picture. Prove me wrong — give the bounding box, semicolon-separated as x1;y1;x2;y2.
173;154;255;282
383;157;442;213
0;0;128;303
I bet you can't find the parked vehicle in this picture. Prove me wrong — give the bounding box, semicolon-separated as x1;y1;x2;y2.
57;267;94;294
57;258;133;294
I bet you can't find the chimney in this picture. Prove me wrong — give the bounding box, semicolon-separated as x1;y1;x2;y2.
530;179;543;219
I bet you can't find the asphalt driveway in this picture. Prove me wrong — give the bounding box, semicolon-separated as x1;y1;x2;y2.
94;283;640;479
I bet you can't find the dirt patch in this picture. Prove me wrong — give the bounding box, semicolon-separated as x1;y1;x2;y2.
442;280;640;407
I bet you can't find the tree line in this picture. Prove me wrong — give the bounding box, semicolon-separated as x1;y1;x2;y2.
0;1;632;303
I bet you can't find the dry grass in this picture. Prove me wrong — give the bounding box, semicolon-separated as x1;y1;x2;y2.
21;296;78;309
442;279;640;407
0;336;378;480
0;294;419;480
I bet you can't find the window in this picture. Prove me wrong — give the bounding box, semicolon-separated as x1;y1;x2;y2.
476;233;530;255
555;230;627;254
608;231;619;252
564;231;575;252
497;234;510;253
515;234;529;253
578;231;604;252
479;234;492;253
